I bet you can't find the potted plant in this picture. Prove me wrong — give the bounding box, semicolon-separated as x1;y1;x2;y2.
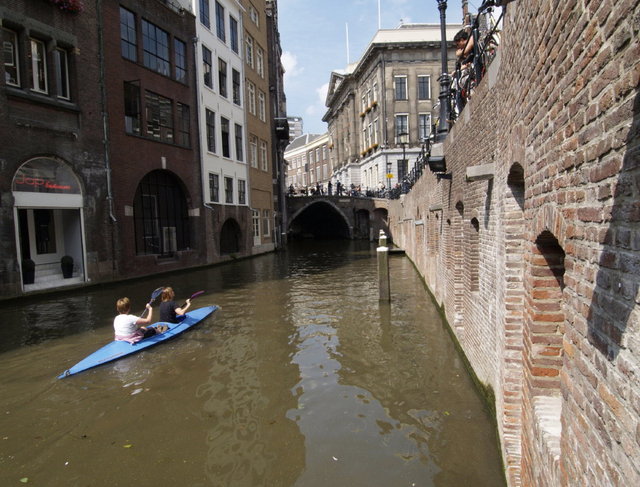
22;258;35;284
61;255;74;278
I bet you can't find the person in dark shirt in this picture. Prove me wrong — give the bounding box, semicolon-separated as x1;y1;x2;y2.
159;287;191;323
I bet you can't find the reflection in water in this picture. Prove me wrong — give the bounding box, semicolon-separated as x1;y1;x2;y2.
0;241;503;486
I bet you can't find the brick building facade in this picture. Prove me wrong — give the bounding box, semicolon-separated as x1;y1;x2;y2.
104;0;207;278
387;1;639;485
0;0;108;295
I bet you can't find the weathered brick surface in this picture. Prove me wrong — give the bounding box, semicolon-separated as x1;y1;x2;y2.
387;1;640;485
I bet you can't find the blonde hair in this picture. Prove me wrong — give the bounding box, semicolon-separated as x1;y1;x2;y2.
116;297;131;314
161;287;175;302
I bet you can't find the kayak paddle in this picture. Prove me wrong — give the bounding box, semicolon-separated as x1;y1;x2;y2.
140;286;164;317
181;290;204;308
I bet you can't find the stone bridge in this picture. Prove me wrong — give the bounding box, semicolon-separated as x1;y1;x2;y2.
286;195;390;240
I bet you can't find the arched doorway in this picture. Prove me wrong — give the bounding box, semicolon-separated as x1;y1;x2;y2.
220;218;242;254
133;170;190;257
12;157;85;289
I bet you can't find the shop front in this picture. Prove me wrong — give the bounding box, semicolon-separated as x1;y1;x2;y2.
12;157;86;291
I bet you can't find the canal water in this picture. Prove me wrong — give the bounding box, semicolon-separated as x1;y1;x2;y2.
0;241;505;486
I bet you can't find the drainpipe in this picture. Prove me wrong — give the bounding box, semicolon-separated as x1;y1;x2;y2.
96;0;117;273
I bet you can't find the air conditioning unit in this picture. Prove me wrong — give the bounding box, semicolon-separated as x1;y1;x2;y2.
162;227;177;253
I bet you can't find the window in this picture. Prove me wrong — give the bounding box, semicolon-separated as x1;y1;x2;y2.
142;20;170;76
124;81;141;134
205;109;216;152
260;140;268;171
230;17;239;53
54;48;69;99
209;173;219;202
418;75;430;100
215;2;226;42
262;209;271;237
258;90;266;122
373;118;379;144
224;176;233;203
235;123;243;161
120;7;137;61
145;91;173;142
256;47;264;77
199;0;210;29
174;39;186;83
133;171;190;256
247;81;256;114
419;113;432;141
232;68;241;105
218;58;227;97
2;28;20;86
249;135;258;168
373;82;378;102
395;114;408;141
238;179;246;205
245;35;254;68
249;6;259;27
220;117;230;158
252;209;260;239
394;75;407;100
177;103;190;147
202;47;213;88
30;39;48;93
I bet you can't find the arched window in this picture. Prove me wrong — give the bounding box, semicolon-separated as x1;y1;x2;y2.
133;170;190;256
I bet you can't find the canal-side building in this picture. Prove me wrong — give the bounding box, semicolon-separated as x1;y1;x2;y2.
386;1;640;485
286;115;303;141
265;0;289;248
322;23;460;193
104;0;206;278
241;0;276;254
0;0;108;295
284;133;330;194
192;0;252;259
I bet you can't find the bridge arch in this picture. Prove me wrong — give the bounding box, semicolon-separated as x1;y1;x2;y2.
288;199;352;239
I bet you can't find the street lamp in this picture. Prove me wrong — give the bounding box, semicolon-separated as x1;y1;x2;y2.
436;0;451;140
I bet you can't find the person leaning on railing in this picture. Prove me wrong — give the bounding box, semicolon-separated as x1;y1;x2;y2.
452;28;475;113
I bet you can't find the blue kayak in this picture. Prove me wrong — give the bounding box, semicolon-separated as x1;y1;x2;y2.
58;305;219;379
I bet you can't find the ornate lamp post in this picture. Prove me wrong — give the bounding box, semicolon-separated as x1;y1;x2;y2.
436;0;451;140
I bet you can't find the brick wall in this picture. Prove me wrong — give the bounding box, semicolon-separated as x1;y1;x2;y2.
387;1;640;485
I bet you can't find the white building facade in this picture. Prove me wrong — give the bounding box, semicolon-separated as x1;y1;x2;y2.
323;24;460;193
192;0;249;217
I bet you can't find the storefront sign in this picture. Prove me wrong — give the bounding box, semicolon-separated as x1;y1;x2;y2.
12;158;80;194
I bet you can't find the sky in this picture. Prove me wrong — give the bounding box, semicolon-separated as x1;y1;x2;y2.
278;0;464;135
